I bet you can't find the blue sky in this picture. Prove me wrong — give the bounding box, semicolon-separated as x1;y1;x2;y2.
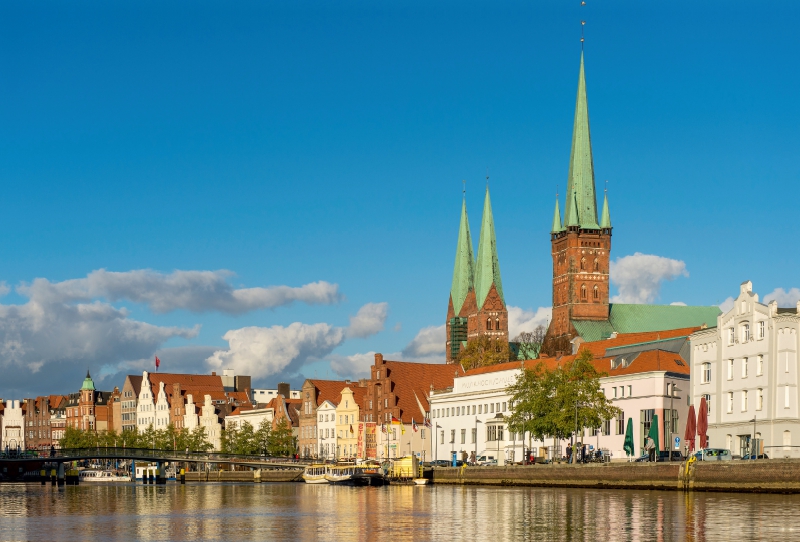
1;1;799;397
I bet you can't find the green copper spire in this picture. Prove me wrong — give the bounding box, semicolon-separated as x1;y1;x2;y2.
565;191;580;227
81;370;96;391
551;197;564;233
450;198;475;315
474;187;504;308
600;191;611;229
563;51;600;229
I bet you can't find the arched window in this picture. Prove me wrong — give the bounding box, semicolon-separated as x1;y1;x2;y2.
581;284;587;300
594;259;599;271
593;285;599;300
580;258;586;271
486;318;493;330
496;318;501;330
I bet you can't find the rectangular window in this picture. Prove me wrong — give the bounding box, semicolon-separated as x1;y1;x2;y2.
478;405;482;414
703;363;711;384
471;428;476;444
757;388;763;411
613;387;618;398
602;419;611;435
620;387;625;398
728;328;735;345
727;359;734;380
490;404;495;413
742;390;748;411
461;429;466;444
502;402;506;412
759;321;765;339
421;429;426;439
616;412;625;435
440;430;444;445
727;392;733;413
757;355;764;376
627;385;632;397
743;324;751;342
450;429;455;443
743;358;748;378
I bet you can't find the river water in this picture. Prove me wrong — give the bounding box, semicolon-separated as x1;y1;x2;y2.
0;482;798;541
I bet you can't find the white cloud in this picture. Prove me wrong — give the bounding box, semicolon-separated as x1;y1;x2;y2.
346;302;388;339
329;352;377;379
402;325;445;359
208;302;387;381
0;282;9;297
719;297;735;312
764;288;800;307
610;253;688;304
670;301;687;306
507;306;552;339
18;269;341;314
208;322;346;381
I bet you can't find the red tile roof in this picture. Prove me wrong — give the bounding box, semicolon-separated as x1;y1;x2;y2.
307;379;352;407
381;359;465;422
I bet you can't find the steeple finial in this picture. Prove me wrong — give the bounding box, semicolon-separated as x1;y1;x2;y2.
551;193;565;233
600;183;612;229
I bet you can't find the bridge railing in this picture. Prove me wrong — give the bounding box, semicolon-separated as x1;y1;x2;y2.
0;447;311;465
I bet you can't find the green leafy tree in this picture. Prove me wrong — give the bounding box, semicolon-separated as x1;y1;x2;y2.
268;419;295;457
255;419;272;455
506;348;621;459
188;426;212;452
60;426;89;449
457;335;511;371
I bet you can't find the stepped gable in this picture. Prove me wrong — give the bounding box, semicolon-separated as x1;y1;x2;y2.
308;379;352;406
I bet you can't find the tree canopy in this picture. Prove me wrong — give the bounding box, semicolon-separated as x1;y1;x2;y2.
59;425;212;452
457;335;512;371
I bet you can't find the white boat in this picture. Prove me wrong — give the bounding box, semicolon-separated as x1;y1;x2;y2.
325;464;357;485
413;478;429;485
80;470;130;482
302;465;330;484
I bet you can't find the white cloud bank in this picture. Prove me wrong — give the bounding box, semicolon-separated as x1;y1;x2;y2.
610;253;688;304
208;302;388;380
19;269;341;314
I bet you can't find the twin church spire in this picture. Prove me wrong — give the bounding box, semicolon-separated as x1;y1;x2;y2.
449;187;504;315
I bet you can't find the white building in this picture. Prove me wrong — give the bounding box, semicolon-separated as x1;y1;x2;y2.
253;388;300;403
199;395;222;451
154;381;171;429
430;334;692;463
316;400;337;460
1;400;24;452
225;407;274;432
690;281;800;458
136;371;156;431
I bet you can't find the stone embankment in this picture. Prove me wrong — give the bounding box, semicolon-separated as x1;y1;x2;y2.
433;459;800;494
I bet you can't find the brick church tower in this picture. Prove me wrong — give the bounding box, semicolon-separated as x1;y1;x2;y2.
543;52;613;355
446;188;508;363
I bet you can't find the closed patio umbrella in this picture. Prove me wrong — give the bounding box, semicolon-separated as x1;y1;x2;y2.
697;396;708;449
623;417;635;459
648;414;660;460
685;404;697;452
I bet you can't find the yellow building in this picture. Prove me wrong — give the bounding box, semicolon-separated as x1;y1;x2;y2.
335;387;361;460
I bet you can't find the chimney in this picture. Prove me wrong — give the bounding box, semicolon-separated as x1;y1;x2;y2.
277;382;290;399
211;371;217;376
375;353;384;365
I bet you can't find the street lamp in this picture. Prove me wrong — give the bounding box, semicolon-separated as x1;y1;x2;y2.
475;419;483;465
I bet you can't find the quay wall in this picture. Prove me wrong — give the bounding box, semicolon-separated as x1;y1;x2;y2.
433;459;800;493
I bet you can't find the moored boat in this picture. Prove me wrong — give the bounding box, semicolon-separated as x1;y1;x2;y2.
80;470;130;482
325;464;356;485
302;465;330;484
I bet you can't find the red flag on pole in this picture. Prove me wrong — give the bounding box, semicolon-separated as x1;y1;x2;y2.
155;356;161;371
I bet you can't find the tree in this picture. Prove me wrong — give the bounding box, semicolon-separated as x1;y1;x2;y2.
188;426;212;452
513;325;546;360
457;335;511;371
268;419;295;457
255;419;272;456
506;348;621;460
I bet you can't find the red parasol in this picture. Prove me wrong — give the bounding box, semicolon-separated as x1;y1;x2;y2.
685;404;697;452
697;397;708;449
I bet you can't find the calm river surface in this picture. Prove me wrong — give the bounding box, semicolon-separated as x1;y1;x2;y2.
0;482;798;541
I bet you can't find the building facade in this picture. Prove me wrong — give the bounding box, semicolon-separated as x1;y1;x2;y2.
335;387;361;459
299;379;354;458
1;400;24;452
690;281;800;458
316;400;337;460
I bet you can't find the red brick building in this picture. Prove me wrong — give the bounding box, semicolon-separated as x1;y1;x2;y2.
23;395;67;451
298;379;357;458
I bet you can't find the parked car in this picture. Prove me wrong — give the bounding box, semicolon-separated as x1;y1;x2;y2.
692;448;733;461
428;460;451;467
633;450;683;462
738;453;769;460
480;459;498;467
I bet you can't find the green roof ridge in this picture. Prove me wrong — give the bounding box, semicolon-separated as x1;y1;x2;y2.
450;198;475;315
551;197;564;233
81;370;96;391
600;191;611;228
474;187;504;308
563;51;600;230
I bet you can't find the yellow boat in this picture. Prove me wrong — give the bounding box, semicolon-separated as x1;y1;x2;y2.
302;464;329;484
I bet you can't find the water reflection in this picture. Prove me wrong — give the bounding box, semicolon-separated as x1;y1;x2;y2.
1;482;800;541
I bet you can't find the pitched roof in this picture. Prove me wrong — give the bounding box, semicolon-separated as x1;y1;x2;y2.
307;379;352;407
450;198;476;316
573;304;720;342
383;359;465;422
600;191;611;229
551;197;564;233
474;186;504;308
563;51;599;230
